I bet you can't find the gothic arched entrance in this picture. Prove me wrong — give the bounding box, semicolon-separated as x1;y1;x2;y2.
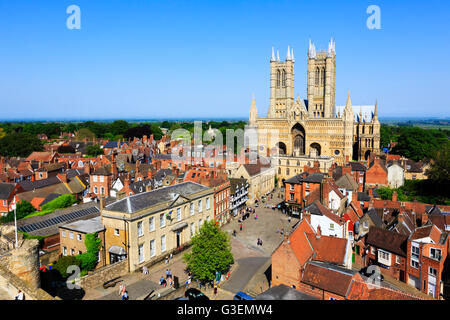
276;142;287;155
310;143;321;157
365;150;371;161
291;123;305;156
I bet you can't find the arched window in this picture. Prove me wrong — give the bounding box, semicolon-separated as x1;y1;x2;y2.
315;68;320;85
282;70;286;87
277;70;281;87
321;68;325;86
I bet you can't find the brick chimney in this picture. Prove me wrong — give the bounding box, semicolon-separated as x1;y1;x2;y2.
84;162;91;175
57;173;67;183
342;165;352;176
124;176;130;189
422;213;429;225
352;191;358;204
303;210;311;224
316;225;322;238
392;191;398;202
99;195;105;211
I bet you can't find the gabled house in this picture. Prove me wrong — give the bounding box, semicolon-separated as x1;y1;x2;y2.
302;200;347;238
365;226;408;281
406;224;448;299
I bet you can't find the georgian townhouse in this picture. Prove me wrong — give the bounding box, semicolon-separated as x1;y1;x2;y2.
406;224;448;299
284;172;324;214
100;182;215;271
89;165;113;198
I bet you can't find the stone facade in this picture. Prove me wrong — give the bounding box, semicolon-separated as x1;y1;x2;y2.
249;40;381;180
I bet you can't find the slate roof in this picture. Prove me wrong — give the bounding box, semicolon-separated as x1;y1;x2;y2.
103;141;126;149
229;178;248;194
366;226;408;256
129;179;153;194
0;182;17;199
303;201;345;225
366;208;384;228
105;181;211;214
255;285;318;300
358;192;371;202
19;176;62;191
349;162;367;172
335;173;358;191
285;172;324;184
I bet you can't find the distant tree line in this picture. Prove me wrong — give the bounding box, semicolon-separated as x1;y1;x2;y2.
380;124;450;162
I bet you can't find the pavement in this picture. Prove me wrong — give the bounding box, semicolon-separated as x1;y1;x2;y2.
82;189;297;300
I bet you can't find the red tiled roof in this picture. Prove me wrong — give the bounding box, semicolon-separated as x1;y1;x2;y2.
305;233;348;265
301;262;357;297
346;281;423;300
26;152;54;162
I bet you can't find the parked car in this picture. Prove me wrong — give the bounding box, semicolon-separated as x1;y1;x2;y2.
233;291;254;300
185;288;210;300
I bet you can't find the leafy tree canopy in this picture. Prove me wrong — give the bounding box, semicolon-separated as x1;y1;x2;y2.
0;132;43;157
85;144;104;157
183;220;234;283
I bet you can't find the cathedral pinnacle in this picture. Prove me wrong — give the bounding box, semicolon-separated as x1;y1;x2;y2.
271;47;275;62
276;49;280;62
286;45;291;60
291;48;295;62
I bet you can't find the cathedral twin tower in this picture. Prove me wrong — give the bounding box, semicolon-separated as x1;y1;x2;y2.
249;39;380;171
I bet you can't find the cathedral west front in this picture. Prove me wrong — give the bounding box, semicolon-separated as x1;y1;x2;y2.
248;39;380;181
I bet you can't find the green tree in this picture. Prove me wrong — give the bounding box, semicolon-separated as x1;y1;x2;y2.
75;128;96;141
184;220;234;283
0;200;36;223
76;232;102;274
109;120;130;136
54;256;81;279
425;146;450;184
0;132;43;157
85;144;104;157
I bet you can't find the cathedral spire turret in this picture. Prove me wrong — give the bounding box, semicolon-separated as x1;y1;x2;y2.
271;47;275;62
249;94;258;126
359;106;363;123
291;48;295;62
286;45;291;61
276;49;280;62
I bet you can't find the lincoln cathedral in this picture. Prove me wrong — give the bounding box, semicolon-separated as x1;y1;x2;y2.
249;39;380;181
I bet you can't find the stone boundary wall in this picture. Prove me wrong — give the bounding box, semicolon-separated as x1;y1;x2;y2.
80;260;128;290
0;263;55;300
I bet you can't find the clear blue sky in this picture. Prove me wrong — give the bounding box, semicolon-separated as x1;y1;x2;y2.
0;0;449;120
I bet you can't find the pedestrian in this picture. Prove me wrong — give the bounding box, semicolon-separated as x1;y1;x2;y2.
240;223;243;231
170;253;173;260
214;283;218;295
233;230;237;237
165;256;169;264
121;290;128;300
15;290;24;300
160;276;165;286
119;283;124;296
168;269;172;278
165;269;169;279
260;239;263;246
257;238;260;246
288;216;291;223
